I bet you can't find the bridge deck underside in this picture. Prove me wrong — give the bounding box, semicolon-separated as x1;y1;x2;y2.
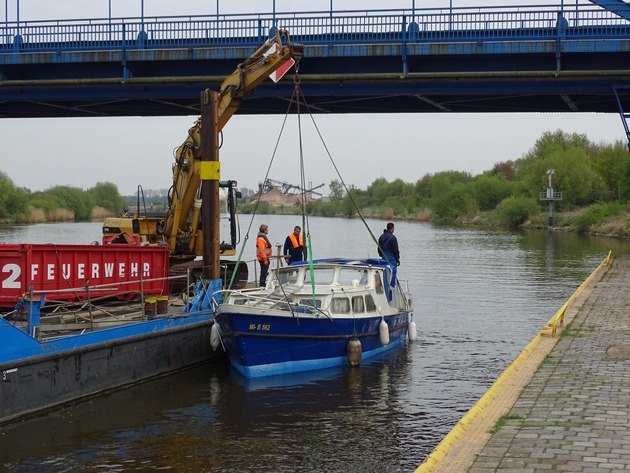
1;40;629;118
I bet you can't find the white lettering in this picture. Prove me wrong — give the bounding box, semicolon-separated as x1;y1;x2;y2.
2;263;22;289
22;259;157;284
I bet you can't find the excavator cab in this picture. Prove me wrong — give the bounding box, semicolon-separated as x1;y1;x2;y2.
102;181;248;289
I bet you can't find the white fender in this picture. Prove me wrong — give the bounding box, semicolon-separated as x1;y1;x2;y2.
210;323;221;351
379;319;390;346
408;320;418;341
347;337;362;366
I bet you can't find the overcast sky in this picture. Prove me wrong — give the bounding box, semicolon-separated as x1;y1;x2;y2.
1;0;624;196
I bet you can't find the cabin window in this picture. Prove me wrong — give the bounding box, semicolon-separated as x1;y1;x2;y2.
331;297;350;313
338;268;364;286
271;299;294;311
304;268;334;285
374;271;384;295
352;296;364;313
279;269;300;285
233;298;247;305
365;295;377;312
300;298;322;308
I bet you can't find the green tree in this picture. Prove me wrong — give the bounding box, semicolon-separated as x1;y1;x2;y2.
469;174;514;211
591;141;630;202
432;182;478;219
329;179;345;201
515;130;606;208
341;187;367;217
88;182;125;213
44;186;96;221
497;196;540;228
0;171;30;221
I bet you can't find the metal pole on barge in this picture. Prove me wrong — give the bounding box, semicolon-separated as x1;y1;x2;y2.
200;89;221;281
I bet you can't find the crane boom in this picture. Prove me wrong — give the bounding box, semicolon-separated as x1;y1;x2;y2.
102;30;303;287
166;29;303;253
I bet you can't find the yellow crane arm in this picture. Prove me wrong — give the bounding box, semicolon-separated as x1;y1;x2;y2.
217;28;303;131
166;29;303;252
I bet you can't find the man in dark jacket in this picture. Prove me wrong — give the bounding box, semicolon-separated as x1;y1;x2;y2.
377;222;400;290
283;225;307;265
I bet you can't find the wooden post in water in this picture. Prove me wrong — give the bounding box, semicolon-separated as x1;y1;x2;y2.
200;90;221;281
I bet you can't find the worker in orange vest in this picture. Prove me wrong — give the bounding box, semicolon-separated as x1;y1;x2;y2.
283;225;307;265
256;224;273;287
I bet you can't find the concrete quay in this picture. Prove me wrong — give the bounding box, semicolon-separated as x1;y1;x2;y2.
417;252;630;473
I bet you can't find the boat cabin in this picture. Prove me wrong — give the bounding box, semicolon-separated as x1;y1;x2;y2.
226;258;411;316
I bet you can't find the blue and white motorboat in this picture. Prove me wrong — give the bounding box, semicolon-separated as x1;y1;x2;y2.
214;258;416;379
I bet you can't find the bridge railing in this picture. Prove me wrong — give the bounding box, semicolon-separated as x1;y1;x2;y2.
1;4;628;53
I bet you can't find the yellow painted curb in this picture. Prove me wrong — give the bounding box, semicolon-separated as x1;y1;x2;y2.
415;251;612;473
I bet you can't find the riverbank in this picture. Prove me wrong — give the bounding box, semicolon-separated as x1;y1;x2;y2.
240;201;630;240
2;205;114;224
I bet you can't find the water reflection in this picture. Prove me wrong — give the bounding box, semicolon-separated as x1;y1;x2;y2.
1;350;423;472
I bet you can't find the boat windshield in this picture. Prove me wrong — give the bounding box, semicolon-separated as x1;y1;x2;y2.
338;267;369;286
278;268;300;285
304;267;334;285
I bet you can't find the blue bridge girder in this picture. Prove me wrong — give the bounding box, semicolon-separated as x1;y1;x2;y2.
0;2;629;127
588;0;630;21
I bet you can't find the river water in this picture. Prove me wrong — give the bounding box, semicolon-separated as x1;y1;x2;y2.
1;218;628;472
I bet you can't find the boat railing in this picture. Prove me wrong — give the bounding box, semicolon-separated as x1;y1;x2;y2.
220;288;333;319
396;279;413;311
25;273;185;297
7;272;194;339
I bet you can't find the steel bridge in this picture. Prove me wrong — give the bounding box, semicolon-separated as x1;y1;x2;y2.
1;1;630;141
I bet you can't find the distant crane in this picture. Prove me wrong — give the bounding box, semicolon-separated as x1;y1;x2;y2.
258;178;324;198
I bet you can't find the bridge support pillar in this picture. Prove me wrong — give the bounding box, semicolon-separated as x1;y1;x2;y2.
613;87;630;152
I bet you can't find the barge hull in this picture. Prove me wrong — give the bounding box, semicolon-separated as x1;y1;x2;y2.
0;320;221;424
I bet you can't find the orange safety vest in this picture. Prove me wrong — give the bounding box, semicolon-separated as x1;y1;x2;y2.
288;233;304;249
256;235;272;263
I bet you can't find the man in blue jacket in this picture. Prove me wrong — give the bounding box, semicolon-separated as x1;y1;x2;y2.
377;222;400;292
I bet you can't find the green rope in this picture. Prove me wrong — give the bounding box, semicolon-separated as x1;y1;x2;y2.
227;233;249;291
306;233;318;317
226;84;301;291
294;83;380;249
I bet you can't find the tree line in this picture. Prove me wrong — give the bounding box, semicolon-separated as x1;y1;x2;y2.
3;130;630;234
0;176;125;223
241;130;630;232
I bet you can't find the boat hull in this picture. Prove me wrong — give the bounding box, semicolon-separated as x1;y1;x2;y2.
215;309;410;378
0;317;222;424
